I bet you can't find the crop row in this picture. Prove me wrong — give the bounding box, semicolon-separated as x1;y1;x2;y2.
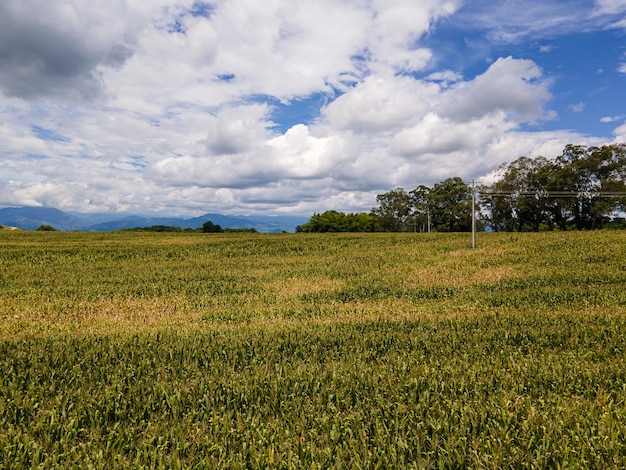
1;230;626;467
2;231;626;336
1;314;626;468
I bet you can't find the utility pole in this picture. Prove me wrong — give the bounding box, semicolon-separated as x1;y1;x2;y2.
472;180;476;249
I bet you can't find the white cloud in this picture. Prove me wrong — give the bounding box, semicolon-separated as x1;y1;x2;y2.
207;0;370;98
367;0;462;73
459;2;580;41
392;112;515;157
322;75;441;133
601;115;625;122
593;0;626;15
426;70;463;84
437;57;553;123
266;124;353;179
458;0;626;42
204;104;273;155
0;48;566;215
569;102;586;113
0;0;620;217
613;122;626;143
154;123;354;190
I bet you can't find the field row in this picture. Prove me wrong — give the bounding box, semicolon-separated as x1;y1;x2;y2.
2;314;626;468
1;231;625;338
1;230;626;467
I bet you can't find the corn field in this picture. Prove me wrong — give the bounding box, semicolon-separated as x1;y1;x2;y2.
1;230;625;468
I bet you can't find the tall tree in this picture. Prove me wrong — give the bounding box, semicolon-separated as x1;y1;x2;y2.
429;177;472;232
297;211;379;232
482;144;626;231
371;187;413;232
482;156;557;232
409;185;432;232
555;144;626;229
202;220;223;233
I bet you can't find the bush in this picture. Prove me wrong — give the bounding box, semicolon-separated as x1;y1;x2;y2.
202;221;223;233
36;224;57;231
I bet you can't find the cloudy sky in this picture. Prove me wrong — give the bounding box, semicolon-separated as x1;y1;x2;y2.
1;0;625;217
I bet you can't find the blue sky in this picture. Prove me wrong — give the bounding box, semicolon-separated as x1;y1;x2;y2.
0;0;625;216
435;1;626;136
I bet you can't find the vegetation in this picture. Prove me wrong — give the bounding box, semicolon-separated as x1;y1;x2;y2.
202;220;223;233
124;225;198;232
296;211;379;232
224;227;258;233
300;144;626;233
123;224;257;234
36;224;57;231
429;177;473;232
1;230;626;467
300;178;476;233
482;144;626;231
371;187;414;232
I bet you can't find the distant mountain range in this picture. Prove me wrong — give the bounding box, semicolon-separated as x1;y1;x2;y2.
0;206;309;233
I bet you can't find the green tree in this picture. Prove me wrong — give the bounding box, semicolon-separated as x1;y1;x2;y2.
481;144;626;231
409;185;432;232
370;187;413;231
202;220;223;233
345;212;380;232
36;224;57;231
429;177;472;232
482;156;557;232
297;211;379;232
479;178;514;232
554;144;626;230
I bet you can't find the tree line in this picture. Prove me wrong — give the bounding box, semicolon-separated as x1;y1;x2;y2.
123;222;258;233
297;144;626;233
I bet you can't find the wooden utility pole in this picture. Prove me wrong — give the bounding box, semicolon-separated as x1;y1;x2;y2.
472;181;476;249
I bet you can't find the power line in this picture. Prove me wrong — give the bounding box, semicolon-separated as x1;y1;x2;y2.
467;185;626;249
462;181;626;198
476;191;626;198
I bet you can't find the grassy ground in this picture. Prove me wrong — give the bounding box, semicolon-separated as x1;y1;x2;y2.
1;230;625;467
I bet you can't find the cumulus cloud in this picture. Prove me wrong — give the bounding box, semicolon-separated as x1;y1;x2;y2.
155;123;354;190
220;0;370;93
204;104;273;155
613;122;626;143
322;76;440;133
0;0;620;217
0;0;144;99
437;57;553;123
426;70;463;84
601;115;625;122
392;112;515;157
363;0;461;73
265;124;352;180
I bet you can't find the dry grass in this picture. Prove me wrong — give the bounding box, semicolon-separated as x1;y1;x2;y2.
1;230;625;339
2;230;626;468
